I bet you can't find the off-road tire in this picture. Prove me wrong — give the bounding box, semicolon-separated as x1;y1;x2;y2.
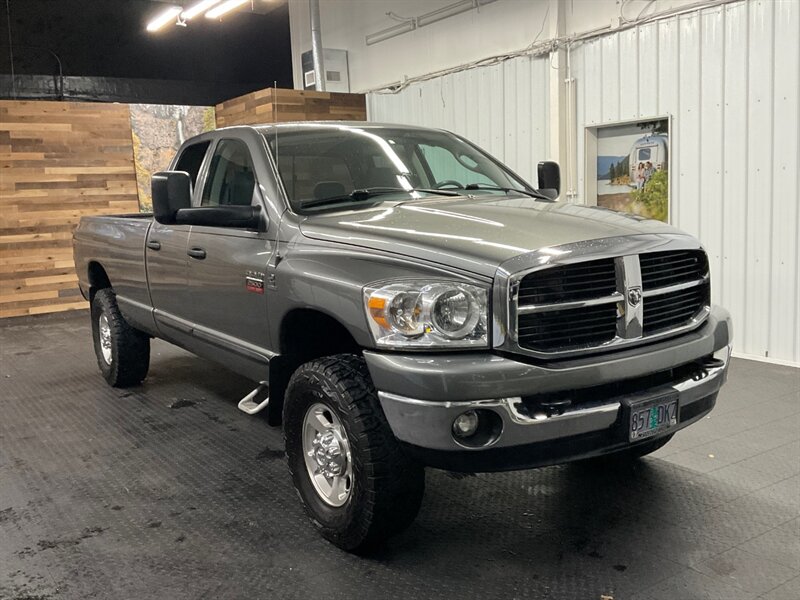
283;354;425;552
91;288;150;387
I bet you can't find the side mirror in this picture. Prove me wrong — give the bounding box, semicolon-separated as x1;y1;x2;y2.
537;161;561;200
152;171;191;224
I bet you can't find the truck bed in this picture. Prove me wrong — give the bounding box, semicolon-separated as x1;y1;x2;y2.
72;214;154;326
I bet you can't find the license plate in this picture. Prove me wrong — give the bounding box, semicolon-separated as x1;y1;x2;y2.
629;394;679;441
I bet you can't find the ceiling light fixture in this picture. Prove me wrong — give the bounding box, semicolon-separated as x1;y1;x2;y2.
182;0;222;20
205;0;249;19
146;6;183;32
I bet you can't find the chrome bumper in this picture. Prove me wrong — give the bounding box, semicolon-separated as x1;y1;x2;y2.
371;306;732;454
378;346;729;451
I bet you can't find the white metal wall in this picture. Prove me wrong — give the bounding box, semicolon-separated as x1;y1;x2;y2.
367;0;800;366
367;54;551;186
572;0;799;365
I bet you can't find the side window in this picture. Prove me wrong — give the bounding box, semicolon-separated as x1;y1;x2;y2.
174;141;211;187
201;139;256;207
418;144;493;186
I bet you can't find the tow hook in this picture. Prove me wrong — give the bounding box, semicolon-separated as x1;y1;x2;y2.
539;399;572;417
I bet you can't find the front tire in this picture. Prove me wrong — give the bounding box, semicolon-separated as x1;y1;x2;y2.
91;288;150;387
283;354;424;552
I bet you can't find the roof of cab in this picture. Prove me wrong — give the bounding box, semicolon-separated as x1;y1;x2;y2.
248;121;441;134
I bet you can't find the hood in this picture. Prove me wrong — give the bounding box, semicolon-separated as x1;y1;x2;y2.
299;195;686;277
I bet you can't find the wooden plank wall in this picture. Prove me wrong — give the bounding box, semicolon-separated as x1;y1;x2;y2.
0;100;140;318
0;90;364;319
215;88;367;127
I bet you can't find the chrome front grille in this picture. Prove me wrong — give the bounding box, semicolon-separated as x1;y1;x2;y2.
640;250;708;289
510;247;710;357
517;303;618;352
642;285;709;335
517;258;617;305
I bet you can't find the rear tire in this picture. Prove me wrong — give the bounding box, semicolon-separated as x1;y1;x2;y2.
91;288;150;387
283;354;425;552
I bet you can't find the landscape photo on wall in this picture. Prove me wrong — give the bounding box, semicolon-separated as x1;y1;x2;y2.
129;104;216;212
595;118;669;223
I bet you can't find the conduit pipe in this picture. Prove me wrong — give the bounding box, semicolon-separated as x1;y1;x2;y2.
310;0;325;91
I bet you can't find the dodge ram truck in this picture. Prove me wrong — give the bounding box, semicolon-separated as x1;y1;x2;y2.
73;123;732;551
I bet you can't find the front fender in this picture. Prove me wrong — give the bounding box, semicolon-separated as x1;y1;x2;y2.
267;240;491;351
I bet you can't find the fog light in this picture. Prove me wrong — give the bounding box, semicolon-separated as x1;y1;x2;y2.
452;410;480;438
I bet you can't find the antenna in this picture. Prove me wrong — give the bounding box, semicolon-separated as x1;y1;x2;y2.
273;80;278;165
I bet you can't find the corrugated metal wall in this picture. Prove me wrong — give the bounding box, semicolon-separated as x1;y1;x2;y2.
367;0;799;366
367;54;551;185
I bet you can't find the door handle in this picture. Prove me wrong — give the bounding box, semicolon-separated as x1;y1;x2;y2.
187;247;207;260
146;240;161;251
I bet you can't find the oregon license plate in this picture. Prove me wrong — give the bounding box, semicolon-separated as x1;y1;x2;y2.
629;394;679;441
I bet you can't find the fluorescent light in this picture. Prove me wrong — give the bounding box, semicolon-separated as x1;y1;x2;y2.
182;0;221;20
205;0;249;19
146;6;182;32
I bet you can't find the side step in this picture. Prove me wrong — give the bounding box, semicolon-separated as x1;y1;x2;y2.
238;381;269;415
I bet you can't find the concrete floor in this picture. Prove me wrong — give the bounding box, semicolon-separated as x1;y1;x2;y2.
1;311;798;600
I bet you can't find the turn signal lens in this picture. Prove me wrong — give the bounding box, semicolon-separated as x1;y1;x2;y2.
368;296;389;328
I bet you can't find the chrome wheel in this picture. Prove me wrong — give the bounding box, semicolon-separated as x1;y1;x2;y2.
302;403;353;507
98;313;113;365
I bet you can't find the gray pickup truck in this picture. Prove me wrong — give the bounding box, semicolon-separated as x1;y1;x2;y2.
73;122;732;551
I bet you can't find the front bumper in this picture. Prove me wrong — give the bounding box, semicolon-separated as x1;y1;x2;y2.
364;305;732;471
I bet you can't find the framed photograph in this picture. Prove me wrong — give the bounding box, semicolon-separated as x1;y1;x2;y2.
585;117;670;223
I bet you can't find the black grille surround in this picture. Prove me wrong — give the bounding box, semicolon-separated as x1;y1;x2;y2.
513;249;710;356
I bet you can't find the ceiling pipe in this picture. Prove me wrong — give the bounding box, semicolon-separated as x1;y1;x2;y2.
309;0;325;91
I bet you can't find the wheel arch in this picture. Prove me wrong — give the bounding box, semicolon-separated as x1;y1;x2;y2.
268;308;363;426
87;261;112;302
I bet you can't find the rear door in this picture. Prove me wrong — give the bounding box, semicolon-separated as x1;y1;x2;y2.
183;134;277;380
147;139;210;346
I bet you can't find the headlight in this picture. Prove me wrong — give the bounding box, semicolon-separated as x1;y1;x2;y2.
364;280;488;348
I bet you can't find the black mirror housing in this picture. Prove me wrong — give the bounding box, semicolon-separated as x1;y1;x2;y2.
537;161;561;200
152;171;192;224
174;205;263;230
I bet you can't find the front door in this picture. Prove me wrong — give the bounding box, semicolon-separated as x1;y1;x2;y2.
146;221;193;347
184;137;276;380
146;139;212;348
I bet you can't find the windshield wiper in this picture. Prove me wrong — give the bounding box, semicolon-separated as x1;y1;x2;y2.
299;186;460;209
464;183;554;201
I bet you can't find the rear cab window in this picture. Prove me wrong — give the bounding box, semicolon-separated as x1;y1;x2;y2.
174;141;211;188
201;139;257;207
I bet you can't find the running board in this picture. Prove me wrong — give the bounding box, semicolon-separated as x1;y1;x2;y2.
238;381;269;415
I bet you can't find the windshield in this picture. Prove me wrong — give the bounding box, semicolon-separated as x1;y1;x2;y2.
263;125;533;211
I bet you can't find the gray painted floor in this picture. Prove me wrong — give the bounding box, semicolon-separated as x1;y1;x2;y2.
1;312;798;600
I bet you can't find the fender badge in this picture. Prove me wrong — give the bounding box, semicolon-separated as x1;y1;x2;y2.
245;271;265;294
